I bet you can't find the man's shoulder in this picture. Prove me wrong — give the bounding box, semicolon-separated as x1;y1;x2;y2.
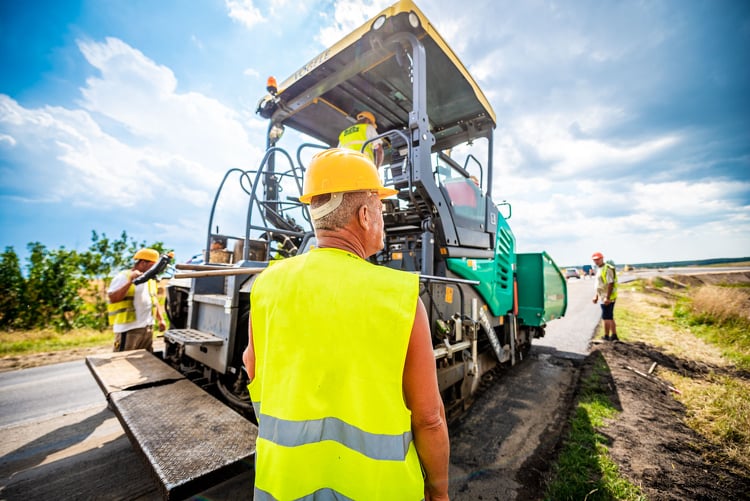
366;262;419;289
254;254;305;280
108;270;130;291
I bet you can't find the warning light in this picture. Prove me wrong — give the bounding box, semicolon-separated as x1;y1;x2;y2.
266;76;278;96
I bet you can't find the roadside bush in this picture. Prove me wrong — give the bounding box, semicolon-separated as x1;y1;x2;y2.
0;247;25;329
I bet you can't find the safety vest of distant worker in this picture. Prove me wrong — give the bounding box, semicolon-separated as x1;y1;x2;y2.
597;263;618;301
249;251;424;499
106;272;158;326
337;111;379;163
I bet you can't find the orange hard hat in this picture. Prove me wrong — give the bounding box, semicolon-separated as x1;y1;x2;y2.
356;111;376;126
591;251;604;260
299;148;397;204
134;248;159;262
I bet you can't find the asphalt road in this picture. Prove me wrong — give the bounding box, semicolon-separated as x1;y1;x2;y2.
536;277;601;358
0;359;104;429
0;277;599;500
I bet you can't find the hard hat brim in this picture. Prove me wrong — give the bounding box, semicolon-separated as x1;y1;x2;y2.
299;186;397;204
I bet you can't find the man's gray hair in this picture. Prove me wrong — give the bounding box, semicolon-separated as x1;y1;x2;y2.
311;191;372;230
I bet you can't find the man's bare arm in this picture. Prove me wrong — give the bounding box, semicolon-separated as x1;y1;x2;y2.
403;298;450;500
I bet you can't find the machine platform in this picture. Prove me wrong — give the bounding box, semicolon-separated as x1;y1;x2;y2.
86;350;258;500
165;328;224;345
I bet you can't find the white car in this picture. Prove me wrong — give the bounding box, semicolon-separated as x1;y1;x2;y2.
565;268;580;279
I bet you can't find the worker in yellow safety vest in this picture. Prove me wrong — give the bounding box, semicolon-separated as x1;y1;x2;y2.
107;248;166;352
243;148;450;500
591;251;618;341
337;110;384;168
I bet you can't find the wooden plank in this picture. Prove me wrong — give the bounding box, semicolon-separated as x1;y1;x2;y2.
174;268;265;279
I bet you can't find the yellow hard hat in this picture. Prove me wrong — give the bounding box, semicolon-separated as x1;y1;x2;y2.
134;248;159;262
299;148;397;204
356;111;376;126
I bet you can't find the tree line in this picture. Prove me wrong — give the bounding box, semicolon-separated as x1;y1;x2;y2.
0;231;167;332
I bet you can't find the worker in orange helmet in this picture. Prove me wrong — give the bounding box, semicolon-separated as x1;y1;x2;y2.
243;148;449;500
591;251;618;341
106;248;167;352
337;110;384;168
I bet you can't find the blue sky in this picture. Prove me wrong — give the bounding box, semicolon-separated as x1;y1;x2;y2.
1;0;749;268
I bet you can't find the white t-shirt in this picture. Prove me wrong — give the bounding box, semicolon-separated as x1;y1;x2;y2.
364;123;382;148
107;271;154;333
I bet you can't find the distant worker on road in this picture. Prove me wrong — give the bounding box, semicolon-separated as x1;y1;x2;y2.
107;248;166;352
337;110;384;168
243;148;450;500
592;251;618;341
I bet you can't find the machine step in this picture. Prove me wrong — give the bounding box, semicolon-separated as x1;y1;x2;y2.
86;350;257;500
165;328;224;345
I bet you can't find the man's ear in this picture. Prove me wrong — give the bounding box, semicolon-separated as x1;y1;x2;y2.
357;204;371;231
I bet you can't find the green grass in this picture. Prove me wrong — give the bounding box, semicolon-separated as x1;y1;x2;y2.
673;291;750;371
678;320;750;371
0;328;111;356
650;276;666;288
545;356;646;501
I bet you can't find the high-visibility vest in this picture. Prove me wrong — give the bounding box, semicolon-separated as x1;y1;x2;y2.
598;263;618;300
249;247;424;500
107;273;157;326
338;123;376;162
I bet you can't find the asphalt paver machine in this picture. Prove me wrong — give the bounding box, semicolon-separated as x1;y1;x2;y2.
87;1;567;497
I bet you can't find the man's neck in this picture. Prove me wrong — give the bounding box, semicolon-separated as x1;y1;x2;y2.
315;228;368;260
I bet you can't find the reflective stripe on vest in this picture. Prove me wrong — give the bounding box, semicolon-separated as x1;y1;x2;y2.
599;263;618;300
258;414;413;461
254;487;356;501
107;277;136;326
249;248;423;500
338;124;375;161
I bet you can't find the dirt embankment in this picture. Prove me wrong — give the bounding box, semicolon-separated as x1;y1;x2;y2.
0;345;111;372
581;341;750;500
0;338;166;373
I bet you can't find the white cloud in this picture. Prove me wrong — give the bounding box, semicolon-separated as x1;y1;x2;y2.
317;0;391;47
0;133;16;146
0;38;265;213
225;0;266;29
77;38;258;170
498;109;680;177
633;180;749;218
506;176;750;265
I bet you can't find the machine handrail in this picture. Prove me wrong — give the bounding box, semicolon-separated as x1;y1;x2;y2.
244;146;299;260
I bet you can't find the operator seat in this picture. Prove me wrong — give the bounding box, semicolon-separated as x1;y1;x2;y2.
444;179;479;208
